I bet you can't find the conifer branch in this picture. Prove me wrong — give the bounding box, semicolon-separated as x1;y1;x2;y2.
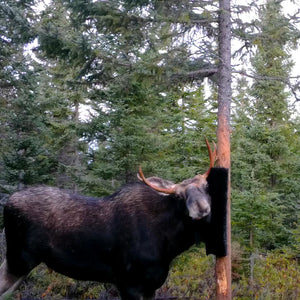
171;67;218;82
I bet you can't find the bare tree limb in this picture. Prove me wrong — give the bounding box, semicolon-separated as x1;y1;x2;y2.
234;70;300;102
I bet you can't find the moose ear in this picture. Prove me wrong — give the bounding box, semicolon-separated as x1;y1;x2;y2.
137;175;175;190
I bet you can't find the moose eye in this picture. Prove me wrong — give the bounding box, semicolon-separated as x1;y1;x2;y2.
196;184;208;194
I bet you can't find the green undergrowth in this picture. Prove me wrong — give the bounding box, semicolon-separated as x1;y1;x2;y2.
233;249;300;300
10;245;300;300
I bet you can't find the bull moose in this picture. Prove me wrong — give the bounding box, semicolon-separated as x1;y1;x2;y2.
0;140;218;300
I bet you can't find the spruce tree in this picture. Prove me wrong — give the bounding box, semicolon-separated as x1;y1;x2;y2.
0;1;58;190
232;0;300;250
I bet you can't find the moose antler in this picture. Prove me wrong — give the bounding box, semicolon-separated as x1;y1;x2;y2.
204;138;217;178
138;167;176;194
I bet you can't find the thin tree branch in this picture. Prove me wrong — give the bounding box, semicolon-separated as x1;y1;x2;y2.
234;70;300;102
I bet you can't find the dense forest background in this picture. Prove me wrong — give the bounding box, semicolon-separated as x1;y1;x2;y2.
0;0;299;299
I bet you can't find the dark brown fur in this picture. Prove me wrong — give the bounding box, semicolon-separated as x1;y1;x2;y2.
0;182;211;300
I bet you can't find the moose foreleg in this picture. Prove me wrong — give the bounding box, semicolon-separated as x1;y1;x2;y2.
0;260;25;299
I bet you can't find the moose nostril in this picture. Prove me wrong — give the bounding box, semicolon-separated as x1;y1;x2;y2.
202;207;211;216
200;202;210;214
190;207;211;220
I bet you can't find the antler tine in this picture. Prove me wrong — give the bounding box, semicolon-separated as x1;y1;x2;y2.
212;141;217;165
204;138;217;177
138;166;176;194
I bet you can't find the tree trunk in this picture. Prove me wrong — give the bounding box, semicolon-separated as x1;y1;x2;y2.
216;0;232;299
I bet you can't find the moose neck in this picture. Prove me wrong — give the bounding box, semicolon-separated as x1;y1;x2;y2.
153;194;200;263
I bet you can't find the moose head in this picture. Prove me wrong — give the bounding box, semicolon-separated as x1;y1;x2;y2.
138;139;217;220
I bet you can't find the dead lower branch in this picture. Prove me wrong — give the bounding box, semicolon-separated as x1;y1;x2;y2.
234;70;300;102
